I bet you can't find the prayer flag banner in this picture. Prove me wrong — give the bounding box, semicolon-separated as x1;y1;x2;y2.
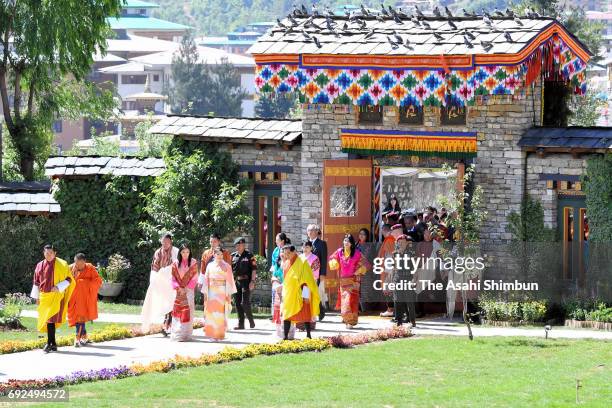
340;129;477;159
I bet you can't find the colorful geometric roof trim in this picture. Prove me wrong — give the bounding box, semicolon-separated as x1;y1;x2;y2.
250;14;591;108
340;129;477;159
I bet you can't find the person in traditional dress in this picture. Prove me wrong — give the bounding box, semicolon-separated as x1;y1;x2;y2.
170;243;199;341
386;235;417;327
357;228;375;312
281;244;320;340
30;244;75;353
297;240;320;331
270;233;290;321
141;233;178;335
67;253;102;347
328;234;367;328
201;247;236;341
199;233;231;272
306;224;327;321
378;224;396;318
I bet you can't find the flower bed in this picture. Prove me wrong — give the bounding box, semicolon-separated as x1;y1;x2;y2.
0;321;205;355
0;326;411;393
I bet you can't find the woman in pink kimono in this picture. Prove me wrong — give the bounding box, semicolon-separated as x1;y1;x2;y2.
328;234;367;328
170;244;198;341
298;240;320;331
201;247;236;340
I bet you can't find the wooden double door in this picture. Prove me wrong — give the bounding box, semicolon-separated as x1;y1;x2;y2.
557;195;588;284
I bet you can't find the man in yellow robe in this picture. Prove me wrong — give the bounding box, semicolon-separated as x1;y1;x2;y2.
30;244;75;353
281;244;320;340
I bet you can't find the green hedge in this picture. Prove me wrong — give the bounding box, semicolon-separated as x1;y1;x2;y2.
479;298;548;323
0;176;155;301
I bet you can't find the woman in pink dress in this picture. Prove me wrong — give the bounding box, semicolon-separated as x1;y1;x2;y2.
328;234;367;328
201;247;236;341
170;244;198;341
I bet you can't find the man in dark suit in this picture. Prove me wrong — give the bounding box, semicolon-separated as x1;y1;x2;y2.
307;224;327;321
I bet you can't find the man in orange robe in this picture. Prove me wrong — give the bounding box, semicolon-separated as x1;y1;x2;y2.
67;253;102;347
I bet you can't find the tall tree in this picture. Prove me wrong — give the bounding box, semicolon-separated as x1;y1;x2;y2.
0;0;122;180
255;93;298;119
170;33;246;116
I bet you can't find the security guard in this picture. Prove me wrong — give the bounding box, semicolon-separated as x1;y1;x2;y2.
231;237;257;329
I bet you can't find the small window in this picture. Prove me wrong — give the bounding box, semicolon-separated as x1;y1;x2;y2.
153;74;159;82
121;75;147;85
358;105;383;123
441;105;466;125
52;120;63;133
399;105;423;125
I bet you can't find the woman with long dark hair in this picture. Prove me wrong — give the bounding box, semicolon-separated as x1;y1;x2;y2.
328;234;367;328
170;243;198;341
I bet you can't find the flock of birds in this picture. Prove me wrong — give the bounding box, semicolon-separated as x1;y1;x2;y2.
274;3;547;51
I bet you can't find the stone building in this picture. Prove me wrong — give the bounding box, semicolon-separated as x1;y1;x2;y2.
153;12;611;299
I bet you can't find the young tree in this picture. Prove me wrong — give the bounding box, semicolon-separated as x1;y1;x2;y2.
135;113;172;158
255;93;298;119
170;33;246;117
0;0;122;180
142;139;252;255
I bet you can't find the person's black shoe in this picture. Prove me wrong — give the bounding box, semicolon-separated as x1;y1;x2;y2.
160;328;169;337
249;320;255;329
319;308;325;322
51;344;58;352
43;344;56;353
234;324;245;330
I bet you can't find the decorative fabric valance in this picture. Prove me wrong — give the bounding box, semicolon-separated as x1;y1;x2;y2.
340;129;477;159
255;34;586;109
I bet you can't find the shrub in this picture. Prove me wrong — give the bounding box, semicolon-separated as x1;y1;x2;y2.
479;297;548;323
0;293;30;328
521;300;548;322
103;254;131;283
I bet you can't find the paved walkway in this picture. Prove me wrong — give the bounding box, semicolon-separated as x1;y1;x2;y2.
3;313;610;382
22;310;141;324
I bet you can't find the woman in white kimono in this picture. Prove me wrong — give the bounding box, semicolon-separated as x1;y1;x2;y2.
141;233;178;334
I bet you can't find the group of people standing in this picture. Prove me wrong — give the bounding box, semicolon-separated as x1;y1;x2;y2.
141;233;257;342
30;245;103;352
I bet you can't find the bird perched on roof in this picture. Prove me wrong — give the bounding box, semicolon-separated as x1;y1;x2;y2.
342;21;349;31
325;6;335;17
421;20;431;30
445;6;453;18
364;28;375;39
344;6;352;17
376;14;385;22
302;30;312;41
528;8;541;18
276;18;286;28
415;5;425;18
301;4;308;16
433;32;444;41
311;5;319;17
506;8;515;18
326;17;336;31
482;9;492;18
397;7;409;18
462;8;473;17
494;8;505;17
360;4;370;17
387;35;399;49
288;14;299;26
483;14;493;27
393;12;403;24
514;16;524;26
481;40;493;51
504;31;513;42
448;19;457;30
403;38;413;49
380;3;389;16
392;31;403;44
411;16;421;26
313;36;322;48
464;30;475;40
464;35;473;48
433;6;442;17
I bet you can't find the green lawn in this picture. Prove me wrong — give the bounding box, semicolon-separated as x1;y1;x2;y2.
0;317;131;343
41;337;611;408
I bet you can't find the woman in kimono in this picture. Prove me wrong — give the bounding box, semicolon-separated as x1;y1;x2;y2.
201;247;236;341
281;244;320;340
328;234;367;328
297;240;320;331
170;244;198;341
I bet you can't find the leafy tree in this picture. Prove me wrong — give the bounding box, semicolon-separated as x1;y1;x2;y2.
569;90;606;126
170;33;246;117
142;139;252;255
135;114;172;158
255;93;298;119
0;0;122;180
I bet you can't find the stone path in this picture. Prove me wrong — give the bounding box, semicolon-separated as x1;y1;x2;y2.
2;313;610;382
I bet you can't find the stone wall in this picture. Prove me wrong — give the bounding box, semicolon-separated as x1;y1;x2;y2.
299;81;544;245
526;153;589;229
219;143;301;249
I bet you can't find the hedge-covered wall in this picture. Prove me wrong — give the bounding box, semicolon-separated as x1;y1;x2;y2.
0;176;156;301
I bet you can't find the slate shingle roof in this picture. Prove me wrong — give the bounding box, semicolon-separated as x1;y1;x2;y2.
518;127;612;150
149;116;302;144
44;156;166;178
0;182;59;214
249;15;583;57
